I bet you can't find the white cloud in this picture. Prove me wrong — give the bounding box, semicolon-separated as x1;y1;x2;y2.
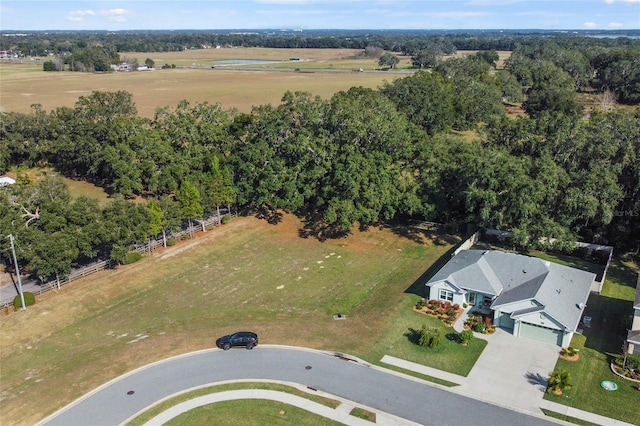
69;10;97;17
100;9;134;18
605;0;640;3
608;21;625;27
583;21;598;27
103;9;133;23
66;8;134;25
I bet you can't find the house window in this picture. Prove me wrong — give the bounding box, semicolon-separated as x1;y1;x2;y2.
439;289;453;302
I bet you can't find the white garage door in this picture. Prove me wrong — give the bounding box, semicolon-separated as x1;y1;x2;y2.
519;322;563;346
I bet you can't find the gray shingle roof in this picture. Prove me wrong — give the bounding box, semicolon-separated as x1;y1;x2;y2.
628;330;640;345
427;249;595;332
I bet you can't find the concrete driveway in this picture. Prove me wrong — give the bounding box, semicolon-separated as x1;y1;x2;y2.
457;327;560;414
383;327;560;415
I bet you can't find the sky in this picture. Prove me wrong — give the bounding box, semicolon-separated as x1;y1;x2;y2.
0;0;639;31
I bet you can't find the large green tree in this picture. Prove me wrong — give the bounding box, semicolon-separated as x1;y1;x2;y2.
176;181;203;237
381;71;454;135
378;52;400;69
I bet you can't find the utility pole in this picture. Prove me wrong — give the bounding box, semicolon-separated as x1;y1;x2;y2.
8;234;26;310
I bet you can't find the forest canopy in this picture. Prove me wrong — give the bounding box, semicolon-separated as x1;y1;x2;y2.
1;37;639;282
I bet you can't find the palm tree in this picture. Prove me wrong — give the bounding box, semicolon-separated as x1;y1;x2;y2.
548;368;573;395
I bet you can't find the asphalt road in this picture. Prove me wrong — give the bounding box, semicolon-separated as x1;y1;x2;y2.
41;347;557;426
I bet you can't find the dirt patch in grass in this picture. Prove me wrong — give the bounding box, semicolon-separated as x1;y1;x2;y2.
505;103;526;116
559;353;580;362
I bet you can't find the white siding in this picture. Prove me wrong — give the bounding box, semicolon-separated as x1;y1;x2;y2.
427;280;465;306
516;311;563;331
632;311;640;330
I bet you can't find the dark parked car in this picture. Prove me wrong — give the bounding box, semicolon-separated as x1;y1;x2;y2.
216;331;258;350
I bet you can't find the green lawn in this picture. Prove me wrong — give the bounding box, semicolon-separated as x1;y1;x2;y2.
541;409;601;426
363;296;487;378
543;257;639;425
165;400;342;426
128;382;341;426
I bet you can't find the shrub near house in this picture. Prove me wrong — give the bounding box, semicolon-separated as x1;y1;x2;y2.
415;299;461;326
464;313;496;334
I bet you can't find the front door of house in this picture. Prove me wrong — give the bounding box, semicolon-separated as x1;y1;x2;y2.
468;292;476;306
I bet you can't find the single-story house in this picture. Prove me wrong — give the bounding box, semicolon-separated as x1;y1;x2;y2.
626;274;640;354
0;176;16;187
425;249;595;347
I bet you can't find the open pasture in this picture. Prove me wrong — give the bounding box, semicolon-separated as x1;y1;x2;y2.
0;213;454;425
0;48;405;117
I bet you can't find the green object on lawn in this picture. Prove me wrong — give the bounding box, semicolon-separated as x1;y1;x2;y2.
600;380;618;391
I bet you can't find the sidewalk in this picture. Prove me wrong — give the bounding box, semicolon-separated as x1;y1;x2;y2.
539;400;636;426
141;389;421;426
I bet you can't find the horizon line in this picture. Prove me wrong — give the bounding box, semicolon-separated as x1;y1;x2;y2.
2;28;639;33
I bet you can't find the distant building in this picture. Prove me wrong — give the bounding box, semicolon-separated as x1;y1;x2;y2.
0;50;16;59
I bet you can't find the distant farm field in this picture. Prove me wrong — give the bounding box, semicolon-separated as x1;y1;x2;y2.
0;48;407;117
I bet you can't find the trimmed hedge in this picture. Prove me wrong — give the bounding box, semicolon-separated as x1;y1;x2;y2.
14;292;36;308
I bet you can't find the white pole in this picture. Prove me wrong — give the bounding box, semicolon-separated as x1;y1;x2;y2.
8;234;26;310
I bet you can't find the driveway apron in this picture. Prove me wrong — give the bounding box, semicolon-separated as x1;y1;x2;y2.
457;327;560;414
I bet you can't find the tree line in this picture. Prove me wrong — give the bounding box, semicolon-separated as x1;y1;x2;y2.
2;29;638;57
1;50;639;283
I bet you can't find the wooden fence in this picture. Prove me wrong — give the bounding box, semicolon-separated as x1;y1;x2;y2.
0;212;236;310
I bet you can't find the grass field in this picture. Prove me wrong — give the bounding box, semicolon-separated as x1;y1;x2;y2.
164;400;341;426
0;213;457;425
0;48;514;118
2;167;112;206
127;382;342;426
0;48;407;118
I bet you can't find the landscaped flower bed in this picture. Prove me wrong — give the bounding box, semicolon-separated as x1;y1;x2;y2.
463;313;496;334
611;355;640;382
414;299;462;326
559;346;580;361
